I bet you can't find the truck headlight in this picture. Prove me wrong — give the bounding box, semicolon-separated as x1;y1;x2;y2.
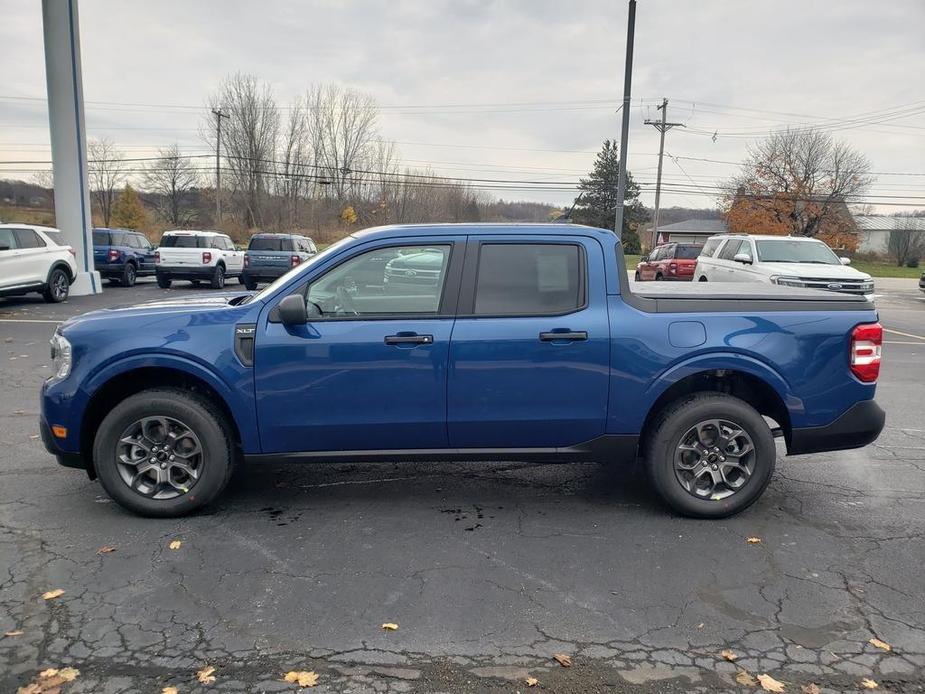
771;276;805;288
49;332;72;381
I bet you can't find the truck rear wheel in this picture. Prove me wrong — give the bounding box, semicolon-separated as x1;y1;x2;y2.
645;393;775;518
210;264;225;289
156;272;172;289
92;388;234;517
121;262;137;287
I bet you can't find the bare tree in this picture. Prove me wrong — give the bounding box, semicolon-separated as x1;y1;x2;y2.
142;144;199;227
306;84;380;200
88;137;126;227
204;73;279;228
726;129;873;247
273;101;309;228
888;217;925;266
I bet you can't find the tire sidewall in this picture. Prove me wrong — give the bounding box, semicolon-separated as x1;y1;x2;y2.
212;264;225;288
46;267;69;302
93;391;231;517
647;396;776;518
123;263;136;286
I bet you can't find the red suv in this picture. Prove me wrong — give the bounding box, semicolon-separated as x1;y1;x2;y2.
634;242;703;281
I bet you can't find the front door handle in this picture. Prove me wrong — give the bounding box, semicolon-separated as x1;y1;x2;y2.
384;333;433;345
539;330;588;342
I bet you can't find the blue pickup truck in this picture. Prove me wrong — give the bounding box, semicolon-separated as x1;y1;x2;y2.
41;224;884;518
92;228;156;287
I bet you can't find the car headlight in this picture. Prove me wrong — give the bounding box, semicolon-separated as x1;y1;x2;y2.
771;276;805;288
49;332;72;381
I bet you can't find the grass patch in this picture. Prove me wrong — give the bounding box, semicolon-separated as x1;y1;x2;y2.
624;254;641;272
849;260;922;278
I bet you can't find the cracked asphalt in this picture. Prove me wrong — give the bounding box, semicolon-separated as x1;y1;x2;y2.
1;278;924;693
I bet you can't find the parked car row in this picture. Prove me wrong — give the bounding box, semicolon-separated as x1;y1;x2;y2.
635;234;875;298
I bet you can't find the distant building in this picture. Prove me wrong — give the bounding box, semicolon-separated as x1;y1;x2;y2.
653;218;728;245
854;215;925;255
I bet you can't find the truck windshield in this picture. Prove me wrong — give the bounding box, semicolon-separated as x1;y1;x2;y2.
675;244;702;259
756;239;840;264
249;237;292;252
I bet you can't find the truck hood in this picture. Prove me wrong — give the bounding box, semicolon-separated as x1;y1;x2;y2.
758;262;871;279
60;291;255;329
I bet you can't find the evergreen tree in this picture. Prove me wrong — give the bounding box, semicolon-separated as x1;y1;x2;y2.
110;184;149;230
572;139;647;252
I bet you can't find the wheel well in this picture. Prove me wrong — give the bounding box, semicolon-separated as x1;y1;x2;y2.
640;369;790;450
48;261;74;283
80;367;242;477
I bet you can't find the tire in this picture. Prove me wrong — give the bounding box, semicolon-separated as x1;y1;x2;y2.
644;393;776;518
698;276;708;282
634;272;641;282
92;388;234;517
121;262;137;287
42;267;70;303
156;272;172;289
243;275;258;291
210;264;226;289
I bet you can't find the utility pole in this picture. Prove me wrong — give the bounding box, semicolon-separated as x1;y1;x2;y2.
645;99;684;249
613;0;636;241
211;108;228;226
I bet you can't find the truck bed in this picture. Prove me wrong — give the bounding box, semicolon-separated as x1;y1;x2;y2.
625;281;872;313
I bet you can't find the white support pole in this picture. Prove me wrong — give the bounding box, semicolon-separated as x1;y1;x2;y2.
42;0;100;295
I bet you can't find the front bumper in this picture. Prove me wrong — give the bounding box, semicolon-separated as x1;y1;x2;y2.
788;399;885;455
39;415;87;471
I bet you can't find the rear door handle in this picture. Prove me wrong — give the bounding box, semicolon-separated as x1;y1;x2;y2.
384;333;434;345
539;331;588;342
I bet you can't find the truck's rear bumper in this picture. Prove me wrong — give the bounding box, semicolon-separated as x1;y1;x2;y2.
788;400;885;455
156;266;223;279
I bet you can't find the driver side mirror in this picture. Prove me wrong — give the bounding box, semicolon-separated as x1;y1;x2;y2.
277;294;308;325
733;252;753;264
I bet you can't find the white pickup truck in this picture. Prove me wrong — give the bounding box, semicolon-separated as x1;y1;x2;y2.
154;230;244;289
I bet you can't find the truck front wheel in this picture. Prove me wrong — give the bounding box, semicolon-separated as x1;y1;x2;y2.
645;393;775;518
92;388;234;517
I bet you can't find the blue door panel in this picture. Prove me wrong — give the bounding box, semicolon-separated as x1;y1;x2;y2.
447;235;611;448
255;319;453;453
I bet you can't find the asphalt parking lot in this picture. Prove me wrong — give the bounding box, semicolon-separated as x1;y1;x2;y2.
1;277;924;693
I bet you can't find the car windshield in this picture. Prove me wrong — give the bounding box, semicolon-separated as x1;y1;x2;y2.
675;244;702;259
161;235;205;248
756;239;840;264
249;236;291;252
245;236;354;303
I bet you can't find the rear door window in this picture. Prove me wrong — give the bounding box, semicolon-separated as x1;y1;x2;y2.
473;243;583;316
0;228;18;251
12;228;45;248
92;230;110;246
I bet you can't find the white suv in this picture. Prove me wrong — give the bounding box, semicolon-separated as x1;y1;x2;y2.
694;234;874;297
154;230;244;289
0;224;78;303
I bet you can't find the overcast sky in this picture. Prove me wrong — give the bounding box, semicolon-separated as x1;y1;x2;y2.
2;0;924;212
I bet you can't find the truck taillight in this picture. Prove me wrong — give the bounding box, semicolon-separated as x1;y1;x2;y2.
850;322;882;383
202;251;212;264
154;251;160;264
107;249;120;262
243;255;249;267
290;254;301;267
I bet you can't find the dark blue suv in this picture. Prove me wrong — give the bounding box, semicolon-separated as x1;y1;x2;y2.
92;228;156;287
242;233;316;290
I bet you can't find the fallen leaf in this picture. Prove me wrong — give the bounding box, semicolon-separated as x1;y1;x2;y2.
721;648;739;662
29;435;39;440
868;637;891;652
18;666;80;693
746;537;762;544
41;589;64;600
756;673;785;692
284;670;319;687
162;688;179;694
553;653;572;668
736;670;758;686
381;623;399;631
96;545;116;555
860;678;879;690
38;669;59;678
197;665;216;684
4;630;24;637
168;540;182;550
525;676;539;686
697;622;704;629
801;684;820;694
